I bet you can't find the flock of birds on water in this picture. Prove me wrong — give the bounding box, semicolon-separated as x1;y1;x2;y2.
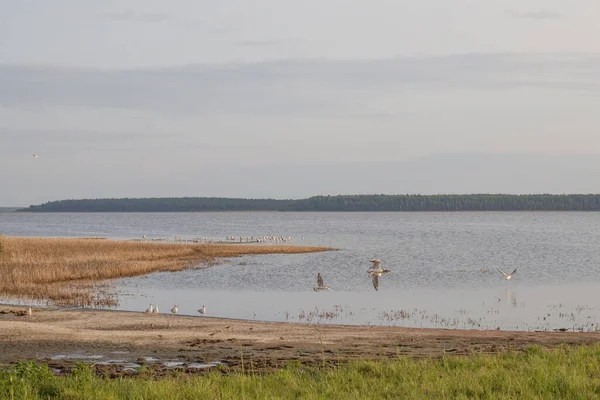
140;234;297;244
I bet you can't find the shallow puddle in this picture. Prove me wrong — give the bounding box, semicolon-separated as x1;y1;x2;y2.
44;353;229;375
50;354;104;361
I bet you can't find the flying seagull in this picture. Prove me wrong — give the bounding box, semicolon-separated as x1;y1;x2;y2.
313;272;332;291
367;260;391;291
33;153;38;158
497;268;517;280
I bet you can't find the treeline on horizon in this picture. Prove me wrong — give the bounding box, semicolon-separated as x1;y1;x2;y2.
17;194;600;212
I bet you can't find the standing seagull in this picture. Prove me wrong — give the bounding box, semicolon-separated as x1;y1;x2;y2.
313;272;332;291
171;305;178;314
198;305;207;315
152;305;160;314
26;307;32;317
144;303;154;314
497;268;517;280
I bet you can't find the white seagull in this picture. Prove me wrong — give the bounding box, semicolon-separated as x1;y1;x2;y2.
497;268;517;280
313;272;332;291
144;303;154;314
171;305;178;314
152;305;159;314
33;153;38;158
27;307;32;317
198;305;207;315
367;260;391;291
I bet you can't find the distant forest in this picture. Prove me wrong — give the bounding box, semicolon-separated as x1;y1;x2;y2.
17;194;600;212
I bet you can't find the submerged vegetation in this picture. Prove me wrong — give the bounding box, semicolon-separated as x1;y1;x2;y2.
19;194;600;212
0;237;331;306
3;345;600;399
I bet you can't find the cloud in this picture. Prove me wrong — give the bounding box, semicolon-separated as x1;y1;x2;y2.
236;39;282;47
1;53;599;119
0;127;272;157
235;38;301;48
505;10;563;20
0;128;160;155
100;11;169;23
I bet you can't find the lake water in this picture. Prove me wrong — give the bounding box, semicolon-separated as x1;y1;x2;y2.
2;211;600;331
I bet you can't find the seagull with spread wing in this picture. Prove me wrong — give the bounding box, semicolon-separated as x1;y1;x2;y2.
497;268;517;280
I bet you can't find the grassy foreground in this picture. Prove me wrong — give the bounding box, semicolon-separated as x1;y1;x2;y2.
0;237;331;307
3;345;600;399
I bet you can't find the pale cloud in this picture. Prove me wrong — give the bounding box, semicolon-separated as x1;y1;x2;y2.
100;11;170;23
505;10;563;20
2;1;600;67
236;39;286;47
1;54;599;118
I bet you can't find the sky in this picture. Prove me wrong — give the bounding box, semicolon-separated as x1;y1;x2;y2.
1;0;600;206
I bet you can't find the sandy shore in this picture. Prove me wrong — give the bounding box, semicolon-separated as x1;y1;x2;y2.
2;305;599;374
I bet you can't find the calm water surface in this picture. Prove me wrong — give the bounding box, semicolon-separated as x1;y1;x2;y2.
2;212;600;331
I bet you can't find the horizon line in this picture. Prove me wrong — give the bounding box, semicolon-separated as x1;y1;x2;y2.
10;192;600;208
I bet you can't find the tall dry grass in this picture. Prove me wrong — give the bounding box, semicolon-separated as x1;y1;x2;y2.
0;237;332;306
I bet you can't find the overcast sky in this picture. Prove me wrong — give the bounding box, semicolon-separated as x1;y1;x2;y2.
2;0;600;206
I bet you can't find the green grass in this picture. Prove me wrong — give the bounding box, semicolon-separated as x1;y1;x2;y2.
3;345;600;399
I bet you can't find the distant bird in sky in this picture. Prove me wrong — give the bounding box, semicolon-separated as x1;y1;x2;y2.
367;259;391;291
171;305;178;314
497;268;517;280
33;153;38;158
199;305;207;315
313;272;332;291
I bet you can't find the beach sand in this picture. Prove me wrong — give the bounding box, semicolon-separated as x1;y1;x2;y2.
1;305;599;374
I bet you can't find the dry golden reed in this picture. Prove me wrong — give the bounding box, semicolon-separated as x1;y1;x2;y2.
0;237;332;307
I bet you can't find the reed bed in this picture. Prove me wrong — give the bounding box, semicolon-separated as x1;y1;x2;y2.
0;237;331;307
